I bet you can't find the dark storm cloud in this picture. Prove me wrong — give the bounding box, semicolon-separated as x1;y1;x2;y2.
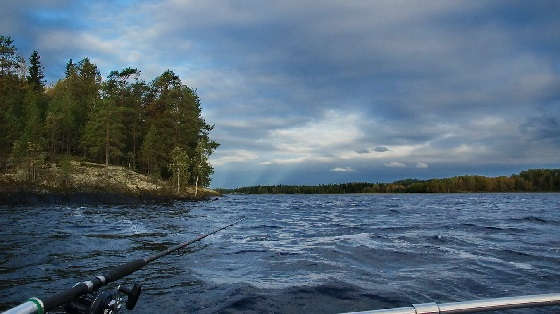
0;1;97;76
3;0;559;187
356;147;390;154
374;147;390;153
521;116;560;144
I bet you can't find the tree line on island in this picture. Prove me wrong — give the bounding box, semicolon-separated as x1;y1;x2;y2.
0;35;218;192
220;169;560;194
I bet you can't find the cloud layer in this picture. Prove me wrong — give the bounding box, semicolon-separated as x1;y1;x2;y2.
3;1;559;187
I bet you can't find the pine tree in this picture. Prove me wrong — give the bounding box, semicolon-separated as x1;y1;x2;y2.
128;80;148;169
0;35;27;168
21;89;45;144
65;59;76;78
140;125;167;176
46;80;79;155
81;97;126;167
11;90;47;183
0;35;20;76
53;58;101;156
27;50;45;91
74;58;101;139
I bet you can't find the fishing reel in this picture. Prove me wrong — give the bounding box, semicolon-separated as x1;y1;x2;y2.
63;284;141;314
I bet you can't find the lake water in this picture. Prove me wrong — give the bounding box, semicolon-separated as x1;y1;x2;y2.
1;193;560;313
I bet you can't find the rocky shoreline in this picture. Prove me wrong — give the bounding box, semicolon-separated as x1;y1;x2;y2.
0;161;220;205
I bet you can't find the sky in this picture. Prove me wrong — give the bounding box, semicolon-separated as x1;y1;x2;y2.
2;1;559;188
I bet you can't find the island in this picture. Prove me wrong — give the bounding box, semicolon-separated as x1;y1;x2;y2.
0;35;219;204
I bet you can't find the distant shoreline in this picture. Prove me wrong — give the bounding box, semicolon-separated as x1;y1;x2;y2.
221;191;560;195
218;169;560;194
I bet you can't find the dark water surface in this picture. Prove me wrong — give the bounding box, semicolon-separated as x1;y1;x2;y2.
1;193;560;313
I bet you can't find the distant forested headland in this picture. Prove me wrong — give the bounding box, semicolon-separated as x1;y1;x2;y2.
0;35;218;198
220;169;560;194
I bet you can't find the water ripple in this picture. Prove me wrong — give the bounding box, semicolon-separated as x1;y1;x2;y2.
1;193;560;313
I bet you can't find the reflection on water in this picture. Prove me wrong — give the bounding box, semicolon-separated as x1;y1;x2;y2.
1;193;560;313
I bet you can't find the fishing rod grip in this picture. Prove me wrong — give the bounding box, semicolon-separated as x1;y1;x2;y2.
42;258;145;311
42;283;90;311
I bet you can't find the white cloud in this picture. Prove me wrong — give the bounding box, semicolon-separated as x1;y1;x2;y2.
259;155;334;166
384;161;406;168
331;167;354;172
8;0;560;188
452;144;487;155
267;110;362;154
210;149;258;166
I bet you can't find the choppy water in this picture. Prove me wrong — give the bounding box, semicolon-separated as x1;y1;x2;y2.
1;193;560;313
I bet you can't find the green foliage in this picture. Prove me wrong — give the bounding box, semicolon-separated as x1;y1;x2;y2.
81;98;127;166
58;156;73;187
0;35;219;187
0;35;21;77
190;137;218;187
46;80;79;155
140;125;169;177
11;140;46;182
0;35;27;167
227;169;560;194
169;146;190;192
65;59;76;78
27;50;44;91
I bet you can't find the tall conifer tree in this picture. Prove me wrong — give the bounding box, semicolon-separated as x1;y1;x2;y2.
65;58;76;78
27;50;45;91
0;35;20;76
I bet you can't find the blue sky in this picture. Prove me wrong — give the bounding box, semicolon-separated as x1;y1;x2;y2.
2;1;559;188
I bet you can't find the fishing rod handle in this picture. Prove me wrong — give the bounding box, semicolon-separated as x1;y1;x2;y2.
2;283;92;314
2;298;43;314
3;258;163;314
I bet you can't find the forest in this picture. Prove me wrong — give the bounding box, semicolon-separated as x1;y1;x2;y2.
0;35;218;190
222;169;560;194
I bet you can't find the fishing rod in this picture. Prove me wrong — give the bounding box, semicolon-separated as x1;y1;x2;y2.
3;217;246;314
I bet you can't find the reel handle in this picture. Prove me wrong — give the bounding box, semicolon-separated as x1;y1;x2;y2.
119;284;142;310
